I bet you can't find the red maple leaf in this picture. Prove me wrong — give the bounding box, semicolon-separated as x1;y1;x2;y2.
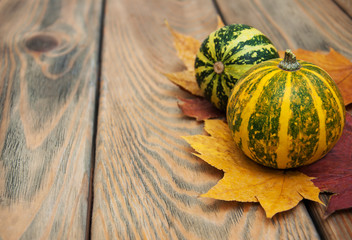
177;97;224;121
299;113;352;216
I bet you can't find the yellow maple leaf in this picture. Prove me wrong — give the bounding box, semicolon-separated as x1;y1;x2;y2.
166;16;224;71
279;48;352;105
183;120;323;218
217;16;225;29
163;71;203;97
164;17;224;96
165;21;201;71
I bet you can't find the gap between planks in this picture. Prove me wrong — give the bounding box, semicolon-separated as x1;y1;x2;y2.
87;0;352;239
86;0;107;239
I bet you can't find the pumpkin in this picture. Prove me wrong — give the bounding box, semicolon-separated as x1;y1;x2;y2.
227;49;345;169
194;24;279;111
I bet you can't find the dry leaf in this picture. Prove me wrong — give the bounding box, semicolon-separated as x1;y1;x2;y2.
217;16;225;29
279;49;352;105
166;15;223;70
183;120;322;218
165;21;201;71
163;71;203;97
177;97;223;121
299;113;352;216
165;17;224;113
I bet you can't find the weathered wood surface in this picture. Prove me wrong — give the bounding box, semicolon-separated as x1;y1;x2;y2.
216;0;352;58
335;0;352;17
0;0;102;239
306;195;352;240
216;0;352;239
0;0;351;239
90;0;338;239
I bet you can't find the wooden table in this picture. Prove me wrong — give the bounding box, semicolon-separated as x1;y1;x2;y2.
0;0;351;239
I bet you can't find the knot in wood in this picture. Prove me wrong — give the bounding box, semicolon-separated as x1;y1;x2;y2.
26;34;58;52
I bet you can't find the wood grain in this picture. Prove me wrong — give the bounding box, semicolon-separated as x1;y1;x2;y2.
306;195;352;240
334;0;352;17
216;0;352;59
216;0;352;239
0;0;102;239
91;0;320;239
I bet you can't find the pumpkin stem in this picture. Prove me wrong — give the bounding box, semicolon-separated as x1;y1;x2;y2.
278;49;301;71
214;61;224;74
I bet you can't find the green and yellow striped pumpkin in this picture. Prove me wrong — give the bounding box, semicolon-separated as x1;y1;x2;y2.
227;50;345;169
195;24;279;111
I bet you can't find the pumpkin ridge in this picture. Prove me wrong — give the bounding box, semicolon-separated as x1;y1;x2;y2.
302;68;345;125
221;28;267;60
199;38;215;62
303;69;345;153
228;44;277;62
238;70;281;166
297;72;326;166
196;68;214;87
287;72;319;167
195;24;279;111
227;67;279;132
276;72;293;168
229;66;278;103
203;72;217;101
248;70;287;168
221;74;233;97
227;50;345;169
207;31;217;61
211;74;220;108
195;50;213;66
222;34;274;62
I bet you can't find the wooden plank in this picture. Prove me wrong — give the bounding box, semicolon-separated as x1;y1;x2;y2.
216;0;352;59
335;0;352;17
306;195;352;239
216;0;352;239
91;0;320;239
0;0;102;239
306;104;352;240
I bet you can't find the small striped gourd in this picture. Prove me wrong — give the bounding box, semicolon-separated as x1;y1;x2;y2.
195;24;279;111
227;50;345;169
